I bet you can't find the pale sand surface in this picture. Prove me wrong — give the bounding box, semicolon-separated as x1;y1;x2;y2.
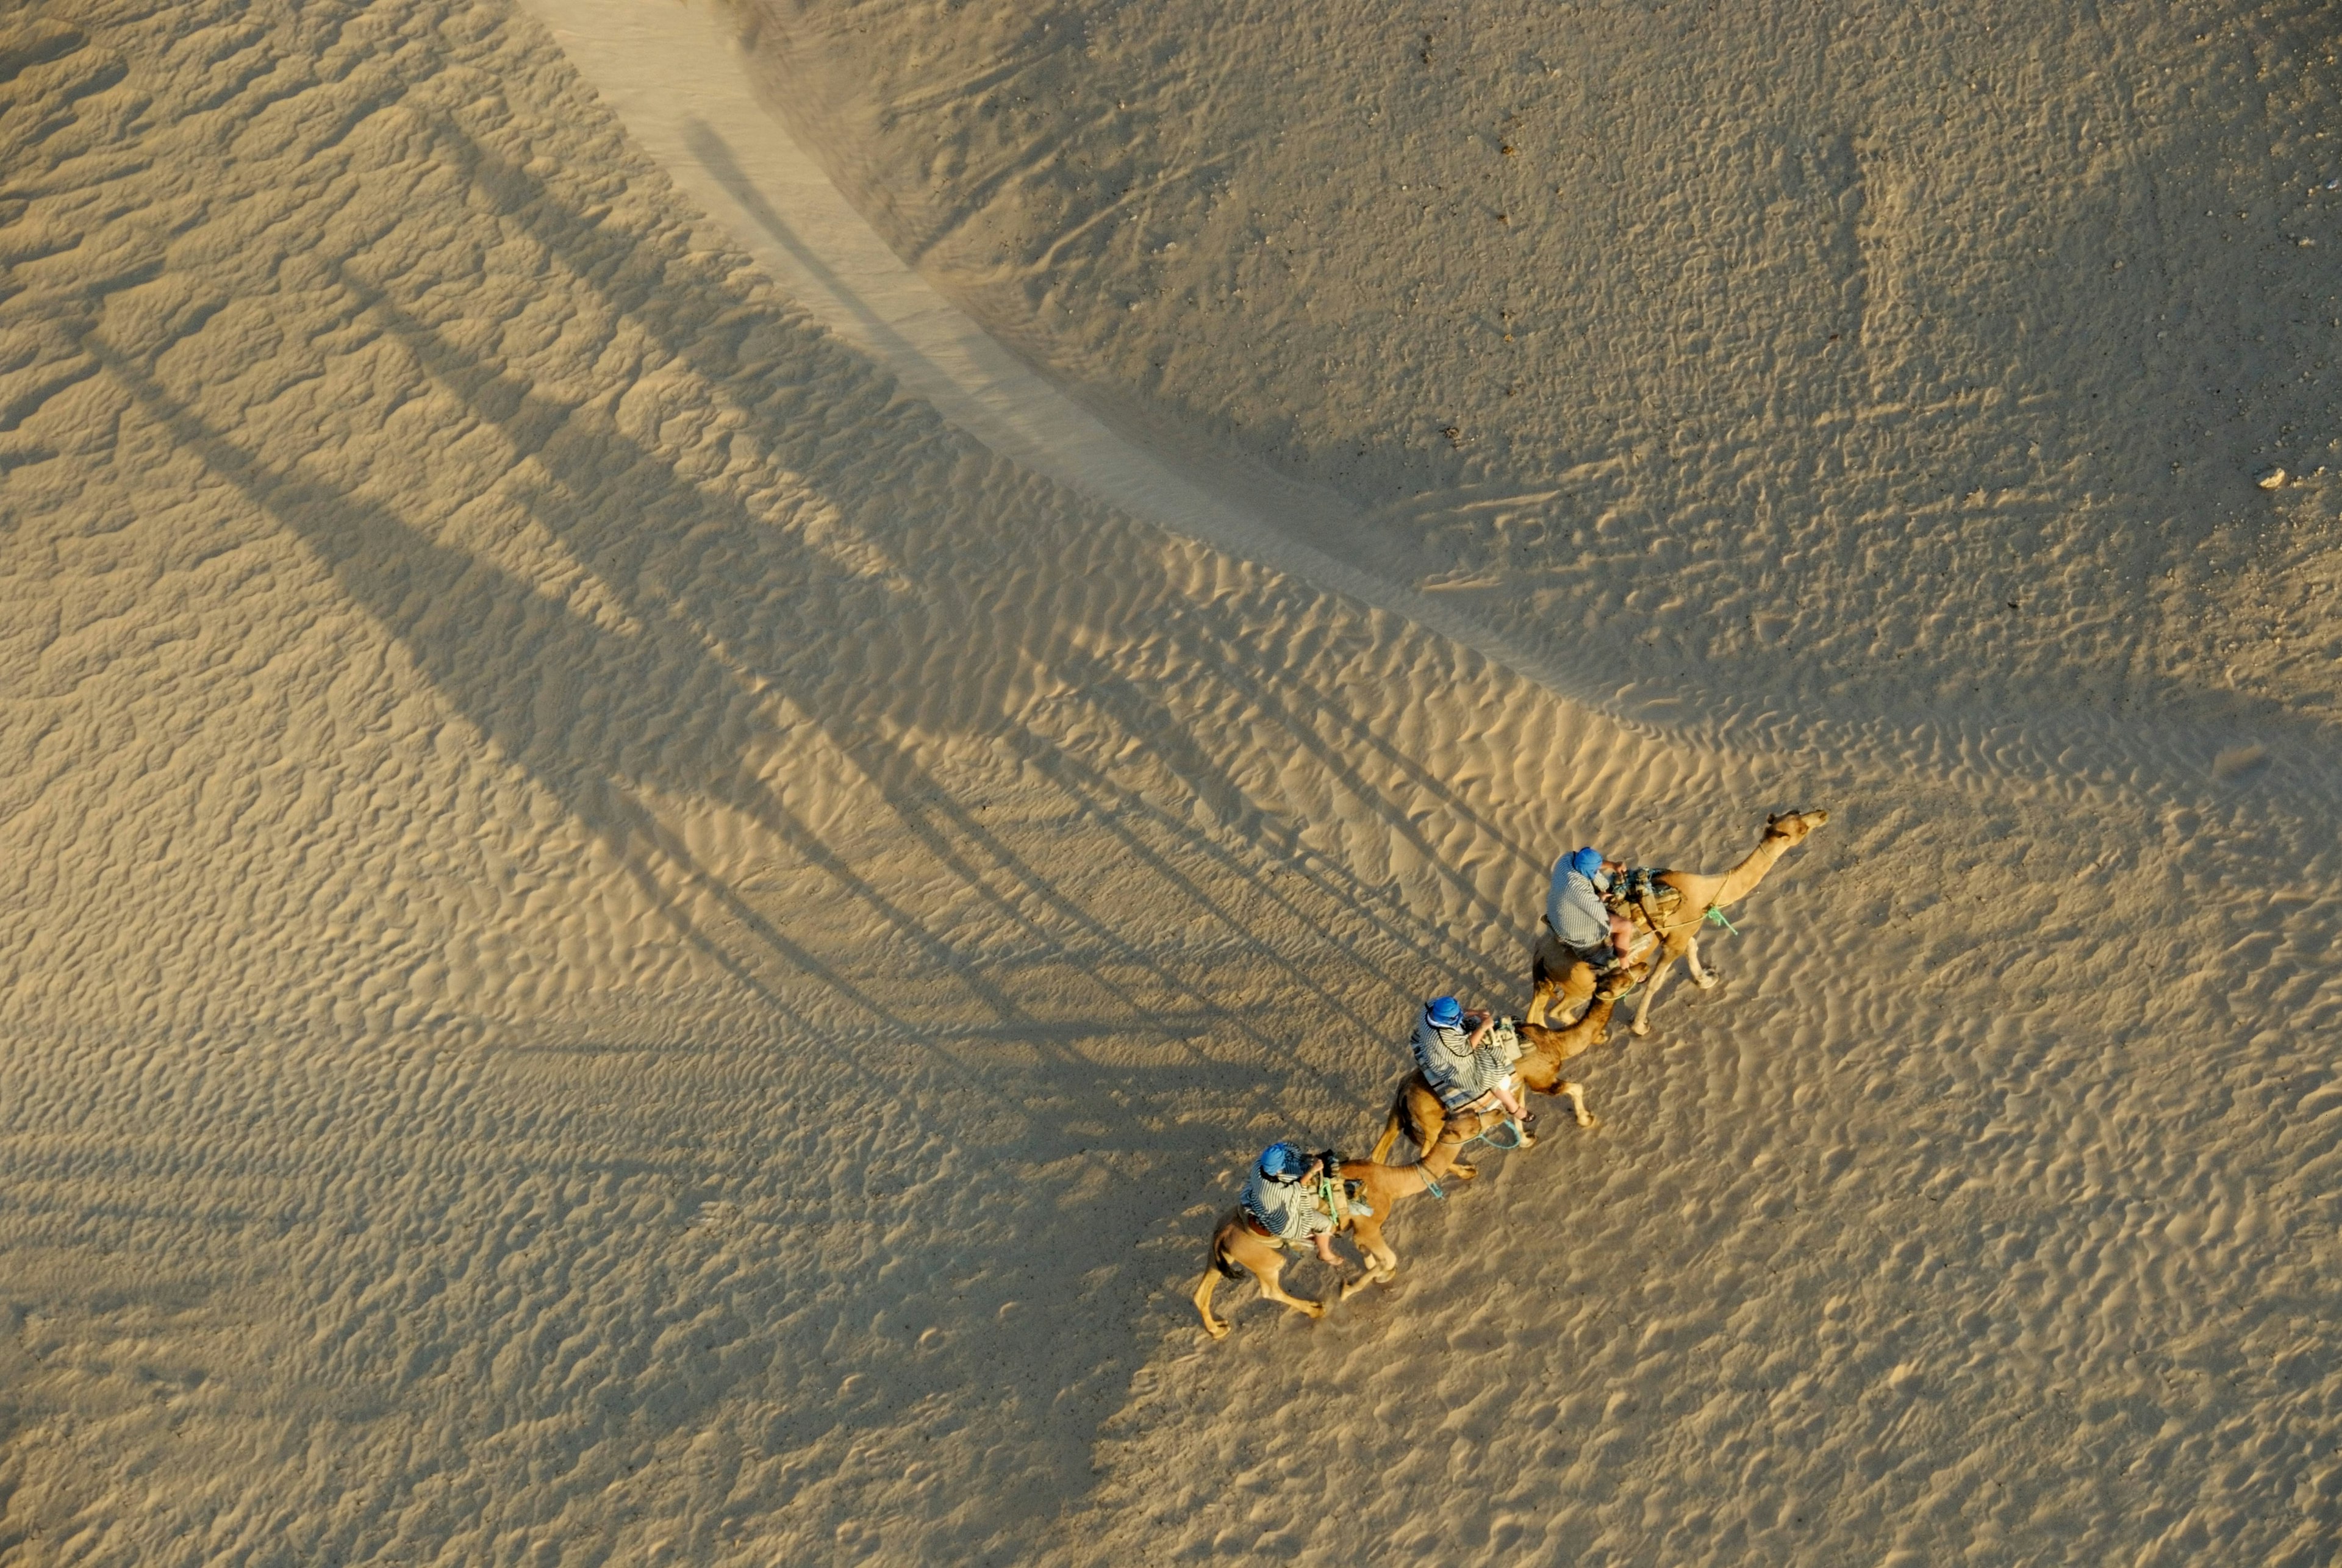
2;2;2338;1565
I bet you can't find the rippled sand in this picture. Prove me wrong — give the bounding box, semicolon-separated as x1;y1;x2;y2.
3;2;2337;1563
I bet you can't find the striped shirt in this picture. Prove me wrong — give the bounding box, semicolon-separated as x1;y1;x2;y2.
1241;1169;1334;1243
1412;1017;1514;1111
1546;860;1613;950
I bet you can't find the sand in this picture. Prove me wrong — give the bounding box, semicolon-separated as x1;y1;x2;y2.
1;0;2337;1564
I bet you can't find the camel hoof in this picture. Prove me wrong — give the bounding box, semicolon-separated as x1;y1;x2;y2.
1202;1317;1230;1341
1451;1162;1478;1180
1694;970;1722;990
1302;1300;1327;1320
1577;1112;1599;1129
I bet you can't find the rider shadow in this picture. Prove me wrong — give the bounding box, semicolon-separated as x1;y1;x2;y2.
88;321;1290;1548
88;335;940;1041
1032;636;1521;1008
82;99;1582;1549
420;119;1526;1049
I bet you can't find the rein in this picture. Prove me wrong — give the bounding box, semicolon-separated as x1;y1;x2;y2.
1644;898;1732;937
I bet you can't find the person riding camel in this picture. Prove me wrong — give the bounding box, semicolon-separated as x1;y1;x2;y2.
1550;846;1638;978
1410;995;1531;1128
1526;845;1642;1028
1239;1142;1343;1265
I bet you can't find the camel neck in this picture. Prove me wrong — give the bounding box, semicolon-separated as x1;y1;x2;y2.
1716;833;1791;904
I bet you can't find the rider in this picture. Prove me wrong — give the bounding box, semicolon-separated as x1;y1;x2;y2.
1240;1142;1343;1265
1527;845;1639;1027
1547;845;1636;975
1411;995;1530;1125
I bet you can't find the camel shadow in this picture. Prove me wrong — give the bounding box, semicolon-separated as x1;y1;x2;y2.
75;102;1578;1555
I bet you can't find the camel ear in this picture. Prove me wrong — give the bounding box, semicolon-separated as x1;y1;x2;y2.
1765;812;1781;828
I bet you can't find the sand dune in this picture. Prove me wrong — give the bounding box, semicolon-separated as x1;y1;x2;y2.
2;1;2337;1564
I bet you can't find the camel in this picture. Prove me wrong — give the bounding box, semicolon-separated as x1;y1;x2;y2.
1527;808;1830;1038
1370;994;1619;1176
1191;1144;1464;1340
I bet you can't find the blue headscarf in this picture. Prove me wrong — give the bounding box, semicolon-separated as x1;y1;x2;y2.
1258;1141;1314;1180
1570;846;1605;878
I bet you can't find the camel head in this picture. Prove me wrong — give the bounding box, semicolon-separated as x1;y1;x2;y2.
1763;807;1830;844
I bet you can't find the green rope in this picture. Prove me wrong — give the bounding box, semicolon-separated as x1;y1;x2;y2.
1467;1117;1527;1152
1705;904;1740;935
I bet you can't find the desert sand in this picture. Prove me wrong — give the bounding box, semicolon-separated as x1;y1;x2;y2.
2;0;2337;1563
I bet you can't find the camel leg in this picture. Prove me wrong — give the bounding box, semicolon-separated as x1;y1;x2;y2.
1415;1097;1450;1167
1391;1079;1458;1173
1192;1267;1231;1339
1338;1222;1399;1298
1196;1239;1325;1334
1553;1080;1595;1128
1683;932;1719;989
1248;1255;1327;1320
1430;1122;1478;1181
1527;929;1567;1027
1528;963;1589;1026
1525;974;1557;1029
1630;954;1674;1036
1550;961;1597;1026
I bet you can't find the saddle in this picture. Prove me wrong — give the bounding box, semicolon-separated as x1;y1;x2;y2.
1242;1167;1362;1244
1607;866;1683;936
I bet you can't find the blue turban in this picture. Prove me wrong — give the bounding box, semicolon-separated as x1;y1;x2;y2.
1258;1142;1314;1180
